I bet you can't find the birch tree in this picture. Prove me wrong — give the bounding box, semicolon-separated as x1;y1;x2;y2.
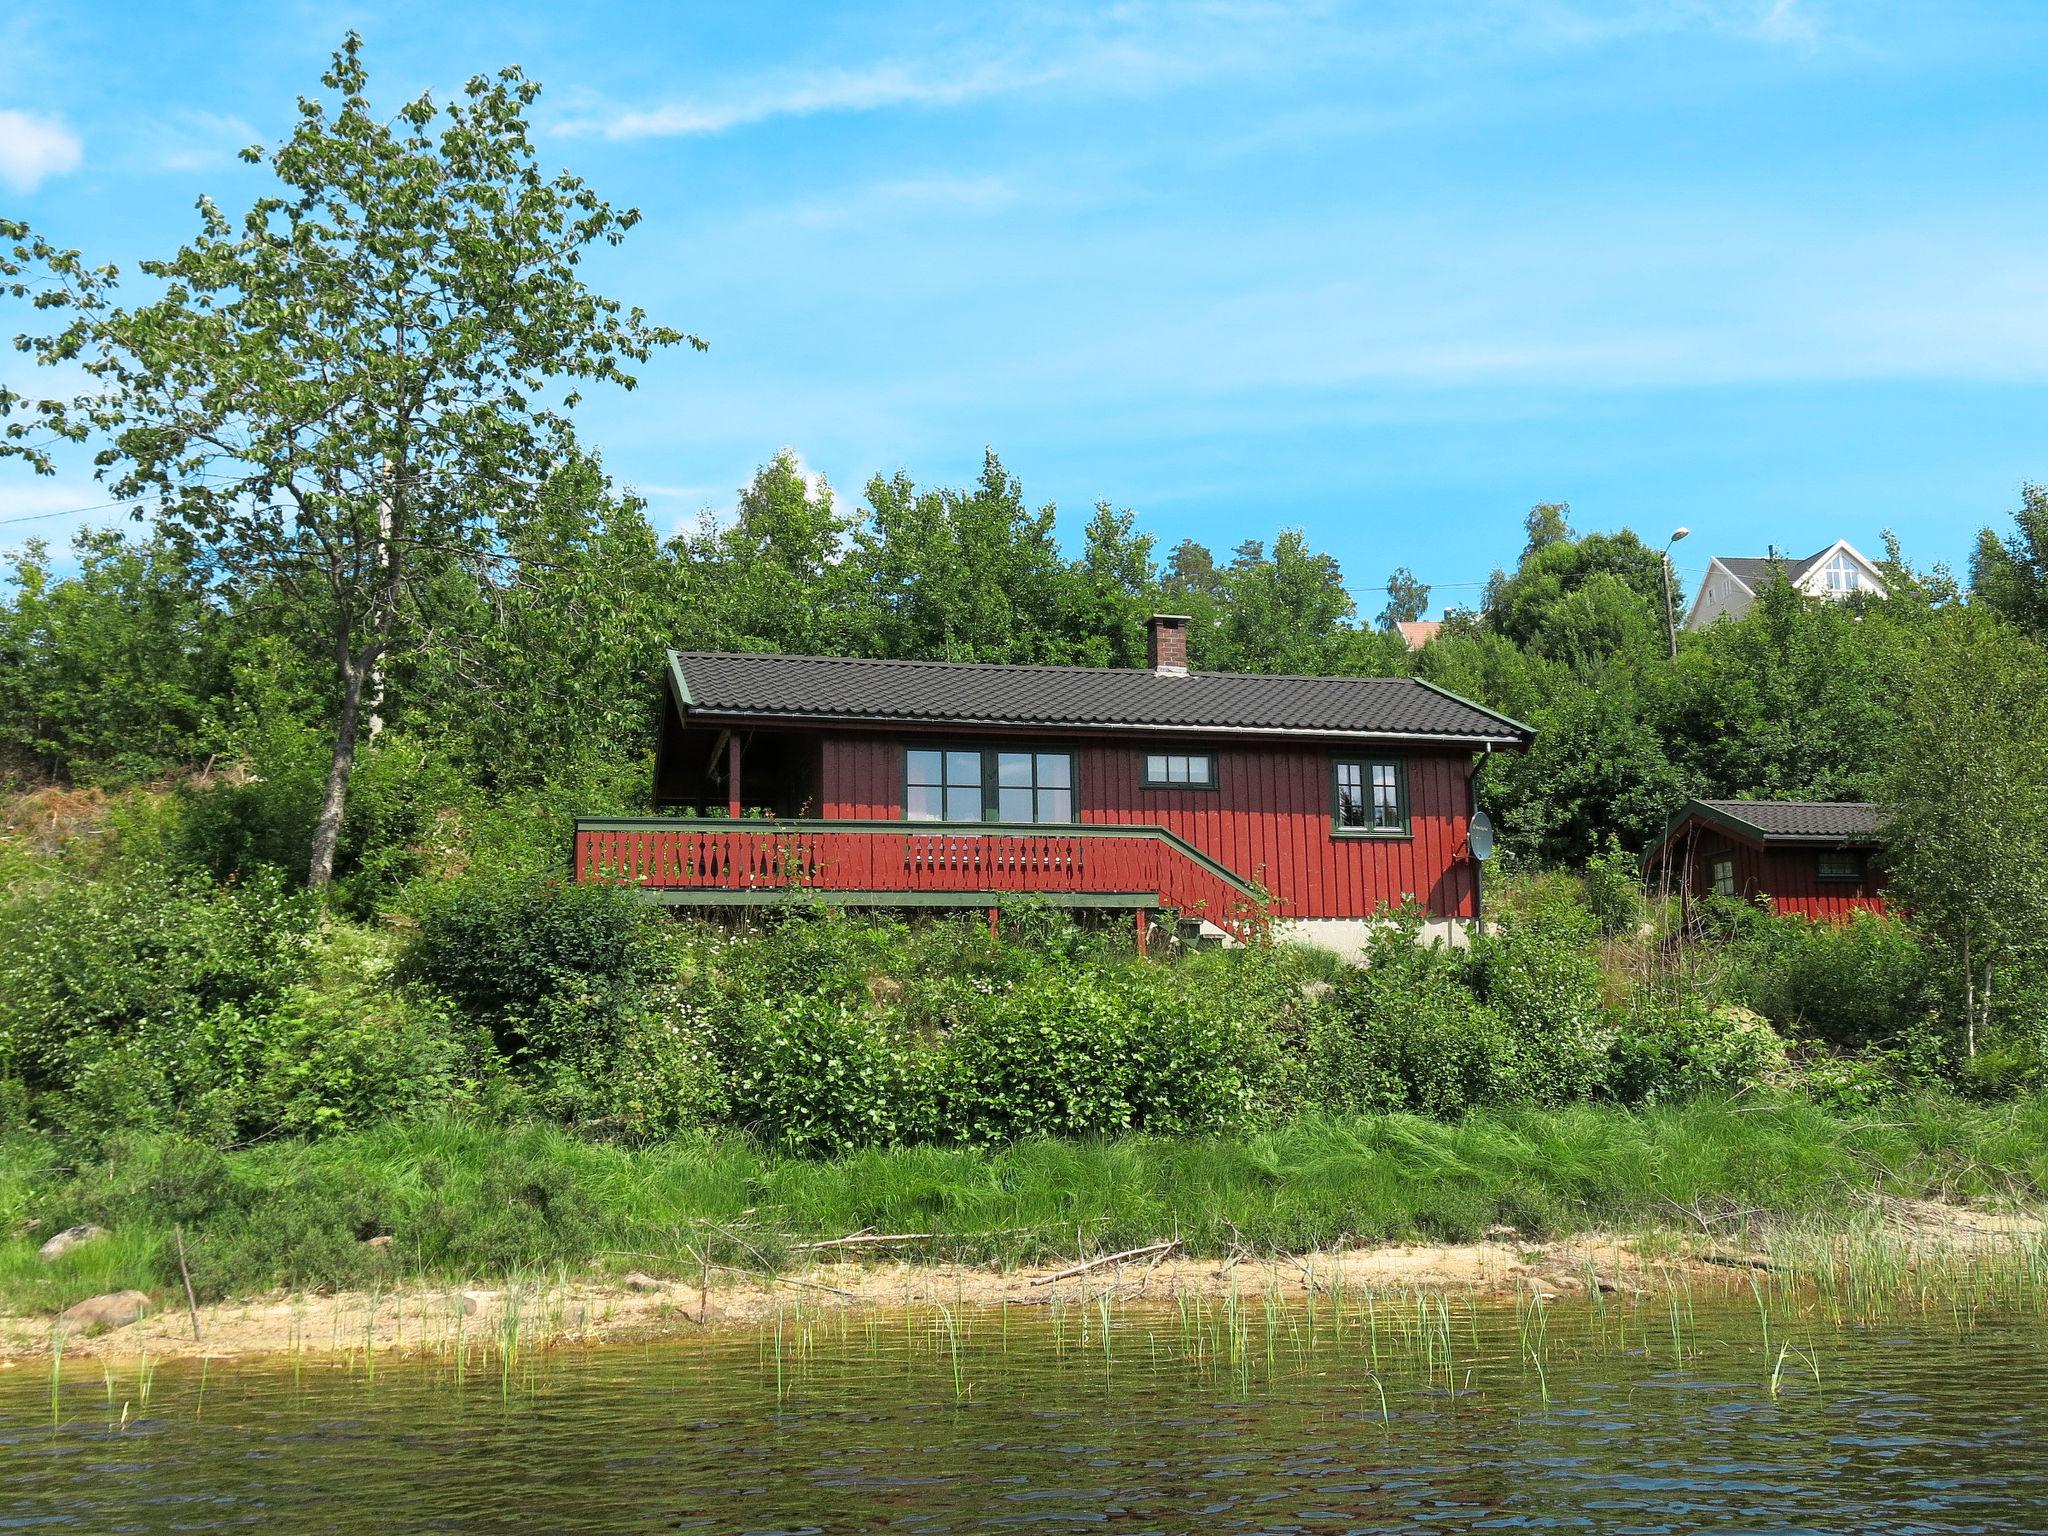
1879;611;2048;1055
1;35;696;885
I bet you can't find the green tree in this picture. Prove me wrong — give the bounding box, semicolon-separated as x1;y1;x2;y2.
1058;503;1159;668
1377;566;1430;630
0;531;227;782
683;451;870;655
856;451;1073;663
1485;524;1666;669
1971;483;2048;634
0;36;693;885
1653;574;1905;802
1879;611;2048;1056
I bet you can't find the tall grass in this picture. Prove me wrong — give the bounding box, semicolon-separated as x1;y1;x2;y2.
7;1094;2048;1314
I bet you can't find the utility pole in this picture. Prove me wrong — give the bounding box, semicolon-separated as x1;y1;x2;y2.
1662;526;1690;658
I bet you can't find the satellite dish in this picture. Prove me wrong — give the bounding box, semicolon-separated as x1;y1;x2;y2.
1468;810;1496;862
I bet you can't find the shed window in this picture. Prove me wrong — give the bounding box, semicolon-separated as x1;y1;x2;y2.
1143;752;1216;789
1334;757;1408;835
1817;850;1863;883
905;747;1074;824
1710;857;1735;898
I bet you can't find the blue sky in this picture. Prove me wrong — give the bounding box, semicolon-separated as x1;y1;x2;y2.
4;1;2045;615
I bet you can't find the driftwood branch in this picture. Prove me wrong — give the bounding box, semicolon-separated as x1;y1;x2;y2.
1699;1253;1779;1273
790;1231;939;1252
173;1224;203;1342
1030;1240;1179;1286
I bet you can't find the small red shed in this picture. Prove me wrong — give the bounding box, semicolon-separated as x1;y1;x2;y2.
1648;798;1888;922
575;617;1531;955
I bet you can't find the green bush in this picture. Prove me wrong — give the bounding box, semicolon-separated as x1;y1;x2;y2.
1468;912;1614;1104
719;992;932;1154
1307;923;1523;1116
1584;837;1644;938
406;872;674;1061
940;964;1267;1144
0;868;316;1137
1720;908;1942;1051
1606;1001;1788;1104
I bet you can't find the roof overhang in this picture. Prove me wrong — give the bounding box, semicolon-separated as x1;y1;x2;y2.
674;706;1527;750
663;652;1532;751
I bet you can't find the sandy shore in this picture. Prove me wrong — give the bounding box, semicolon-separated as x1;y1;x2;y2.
2;1200;2036;1367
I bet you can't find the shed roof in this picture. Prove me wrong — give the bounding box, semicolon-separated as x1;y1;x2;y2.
668;650;1530;745
1689;799;1886;845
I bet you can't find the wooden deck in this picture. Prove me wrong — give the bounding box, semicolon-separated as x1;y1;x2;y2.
573;818;1265;937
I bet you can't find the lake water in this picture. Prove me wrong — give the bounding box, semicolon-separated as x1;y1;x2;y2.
4;1294;2046;1533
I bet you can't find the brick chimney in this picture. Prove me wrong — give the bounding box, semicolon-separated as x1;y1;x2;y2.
1146;614;1190;676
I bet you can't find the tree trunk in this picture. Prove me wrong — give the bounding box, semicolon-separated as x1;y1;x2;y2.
1961;936;1977;1061
307;657;370;889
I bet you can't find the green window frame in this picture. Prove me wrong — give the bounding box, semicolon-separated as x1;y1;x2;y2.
904;746;1077;825
1816;850;1863;883
1141;751;1217;790
1332;755;1410;837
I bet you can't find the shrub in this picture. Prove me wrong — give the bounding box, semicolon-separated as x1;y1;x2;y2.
1584;837;1644;938
718;992;932;1154
940;964;1267;1144
0;868;316;1138
1467;912;1614;1104
1722;909;1944;1051
1307;922;1524;1117
1606;1001;1788;1105
406;872;674;1061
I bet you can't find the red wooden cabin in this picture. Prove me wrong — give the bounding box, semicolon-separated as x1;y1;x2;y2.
574;616;1530;956
1647;799;1888;922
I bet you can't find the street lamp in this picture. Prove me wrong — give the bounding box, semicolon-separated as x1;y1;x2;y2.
1661;527;1690;659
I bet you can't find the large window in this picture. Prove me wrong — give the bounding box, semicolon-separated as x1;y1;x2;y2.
1143;752;1216;789
905;747;1074;824
1333;756;1409;835
1816;552;1863;593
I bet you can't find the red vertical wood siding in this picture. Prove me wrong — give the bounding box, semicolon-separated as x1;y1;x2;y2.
1678;826;1887;921
820;733;1479;920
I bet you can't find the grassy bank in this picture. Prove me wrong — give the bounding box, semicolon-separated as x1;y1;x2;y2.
7;1094;2048;1318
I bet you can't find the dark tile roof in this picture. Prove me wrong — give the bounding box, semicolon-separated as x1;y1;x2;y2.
1694;799;1885;843
669;650;1530;745
1714;550;1828;590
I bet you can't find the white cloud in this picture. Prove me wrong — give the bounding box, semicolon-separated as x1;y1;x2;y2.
0;108;81;192
557;2;1825;141
559;56;1060;140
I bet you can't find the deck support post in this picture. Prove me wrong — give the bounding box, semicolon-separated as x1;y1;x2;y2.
1134;906;1150;957
726;734;742;820
987;905;1000;940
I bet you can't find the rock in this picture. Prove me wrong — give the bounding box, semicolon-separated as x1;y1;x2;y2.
57;1291;151;1333
623;1271;665;1293
364;1234;394;1251
38;1225;106;1263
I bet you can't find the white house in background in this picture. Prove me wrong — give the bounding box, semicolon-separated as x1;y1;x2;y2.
1682;539;1888;632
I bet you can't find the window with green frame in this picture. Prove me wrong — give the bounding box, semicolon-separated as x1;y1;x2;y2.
1333;756;1409;835
905;747;1075;824
1142;751;1216;788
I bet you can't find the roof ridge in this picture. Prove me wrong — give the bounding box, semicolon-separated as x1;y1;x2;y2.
668;648;1421;688
1701;797;1876;808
